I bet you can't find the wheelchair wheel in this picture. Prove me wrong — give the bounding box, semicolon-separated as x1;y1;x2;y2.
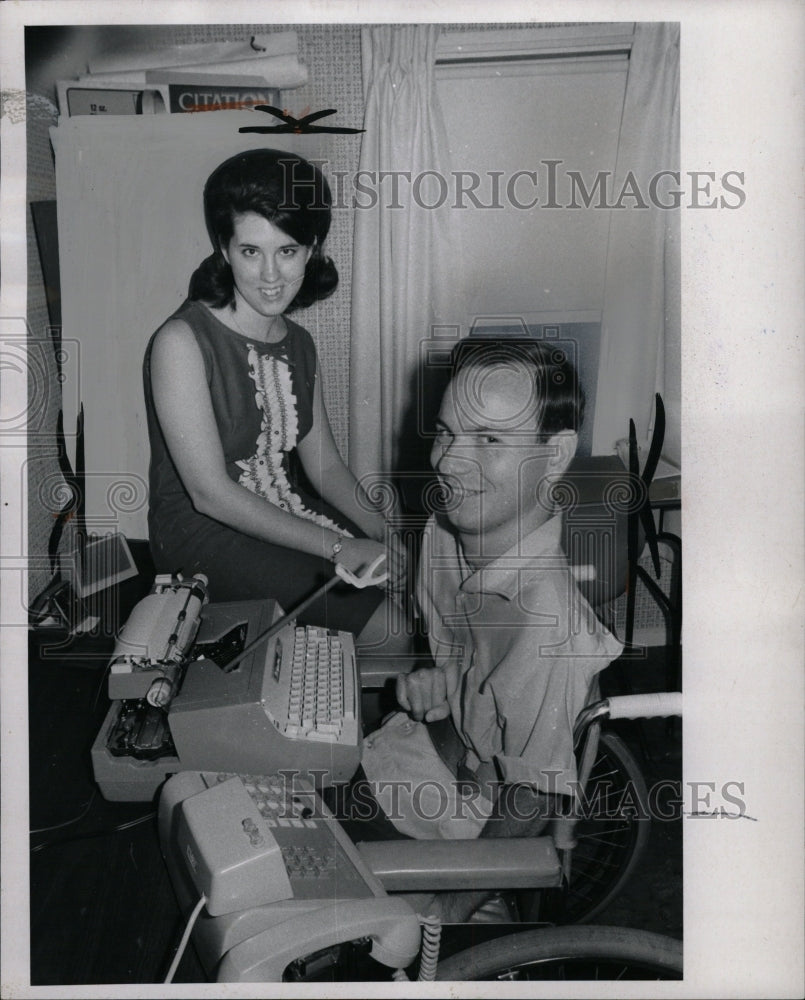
526;730;650;925
435;925;682;981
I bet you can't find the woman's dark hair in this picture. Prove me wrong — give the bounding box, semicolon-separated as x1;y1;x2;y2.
449;337;585;434
188;148;338;312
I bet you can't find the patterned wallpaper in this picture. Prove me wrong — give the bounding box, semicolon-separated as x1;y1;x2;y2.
281;25;364;458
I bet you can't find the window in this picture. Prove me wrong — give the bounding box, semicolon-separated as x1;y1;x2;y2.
436;25;632;322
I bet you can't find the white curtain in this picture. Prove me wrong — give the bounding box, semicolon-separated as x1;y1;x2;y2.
593;23;681;456
349;25;462;482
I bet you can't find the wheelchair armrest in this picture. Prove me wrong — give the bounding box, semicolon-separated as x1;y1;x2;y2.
357;656;415;688
356;837;562;892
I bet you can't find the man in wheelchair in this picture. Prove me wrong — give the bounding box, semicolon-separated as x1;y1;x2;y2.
335;337;624;923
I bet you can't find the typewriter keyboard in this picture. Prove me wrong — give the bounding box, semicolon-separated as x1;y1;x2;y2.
275;626;357;745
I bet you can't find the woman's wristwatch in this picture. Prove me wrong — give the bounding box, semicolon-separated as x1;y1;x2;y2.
329;535;343;562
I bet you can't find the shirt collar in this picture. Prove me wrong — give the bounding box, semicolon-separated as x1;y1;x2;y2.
459;514;567;599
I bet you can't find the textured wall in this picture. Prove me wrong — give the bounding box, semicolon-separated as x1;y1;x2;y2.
282;25;364;456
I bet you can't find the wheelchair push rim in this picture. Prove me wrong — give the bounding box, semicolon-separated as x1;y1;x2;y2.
435;925;683;981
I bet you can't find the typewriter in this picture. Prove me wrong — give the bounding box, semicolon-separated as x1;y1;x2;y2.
91;574;362;801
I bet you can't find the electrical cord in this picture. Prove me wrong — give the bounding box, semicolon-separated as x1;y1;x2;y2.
417;915;442;981
30;788;98;834
30;810;155;853
392;914;442;982
30;627;110;836
91;658;113;713
29;633;114;837
164;893;207;983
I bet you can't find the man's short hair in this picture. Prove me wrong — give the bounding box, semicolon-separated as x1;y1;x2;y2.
449;337;585;435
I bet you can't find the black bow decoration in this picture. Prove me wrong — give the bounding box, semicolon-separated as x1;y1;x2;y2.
239;106;365;135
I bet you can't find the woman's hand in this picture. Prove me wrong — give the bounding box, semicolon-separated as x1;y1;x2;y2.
335;532;407;598
335;537;387;578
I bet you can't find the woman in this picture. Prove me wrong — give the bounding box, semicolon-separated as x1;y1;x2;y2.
143;148;403;643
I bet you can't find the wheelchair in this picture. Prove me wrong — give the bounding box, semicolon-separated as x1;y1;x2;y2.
160;690;682;982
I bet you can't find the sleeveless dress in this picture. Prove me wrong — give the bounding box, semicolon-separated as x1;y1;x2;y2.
143;299;383;634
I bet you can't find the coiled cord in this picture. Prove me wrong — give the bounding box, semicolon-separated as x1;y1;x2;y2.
417;914;442;981
391;914;442;982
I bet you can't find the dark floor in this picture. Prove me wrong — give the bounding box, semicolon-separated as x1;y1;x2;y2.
27;555;681;985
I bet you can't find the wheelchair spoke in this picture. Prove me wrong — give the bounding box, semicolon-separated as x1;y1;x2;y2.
577;834;632;850
533;731;650;923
